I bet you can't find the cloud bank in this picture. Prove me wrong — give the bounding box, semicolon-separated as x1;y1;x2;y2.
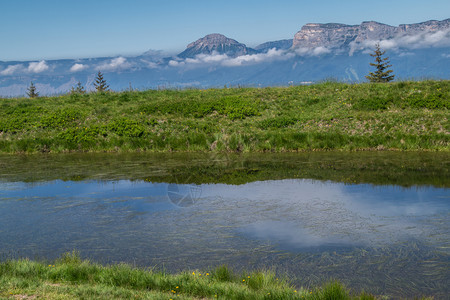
96;57;132;71
70;63;88;72
0;61;49;76
350;29;450;55
169;48;297;68
27;61;49;73
295;46;332;56
0;64;24;76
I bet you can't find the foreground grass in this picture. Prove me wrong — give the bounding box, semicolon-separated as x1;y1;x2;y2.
0;80;448;153
0;252;382;300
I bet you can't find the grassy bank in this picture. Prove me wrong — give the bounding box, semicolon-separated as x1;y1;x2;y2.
0;252;388;299
0;80;448;153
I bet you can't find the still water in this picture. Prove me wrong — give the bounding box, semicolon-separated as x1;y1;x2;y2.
0;152;448;298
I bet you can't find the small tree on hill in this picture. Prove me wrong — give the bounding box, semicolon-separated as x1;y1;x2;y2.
93;71;110;92
70;81;86;94
27;82;39;98
366;43;395;83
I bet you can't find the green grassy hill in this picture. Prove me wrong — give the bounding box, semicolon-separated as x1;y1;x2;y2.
0;81;448;153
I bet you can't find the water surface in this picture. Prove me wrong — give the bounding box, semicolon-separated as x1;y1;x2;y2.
0;152;448;298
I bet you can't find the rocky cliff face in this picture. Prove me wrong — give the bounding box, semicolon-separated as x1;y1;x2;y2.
293;19;450;50
398;19;450;34
293;23;359;49
178;34;257;58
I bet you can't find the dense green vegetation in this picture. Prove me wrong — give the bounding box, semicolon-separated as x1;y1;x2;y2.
0;252;392;299
0;80;448;153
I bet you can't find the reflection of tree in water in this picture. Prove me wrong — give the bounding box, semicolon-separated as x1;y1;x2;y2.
166;152;231;207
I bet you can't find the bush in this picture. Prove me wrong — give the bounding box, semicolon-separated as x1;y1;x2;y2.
217;96;260;120
258;116;298;129
0;116;29;133
353;96;392;111
57;126;102;148
405;92;448;109
139;97;261;120
40;108;84;128
108;118;146;137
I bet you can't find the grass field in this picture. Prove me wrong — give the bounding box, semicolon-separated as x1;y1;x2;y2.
0;80;448;153
0;251;394;299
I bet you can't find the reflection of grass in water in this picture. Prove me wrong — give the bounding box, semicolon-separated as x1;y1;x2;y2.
0;251;386;299
0;152;448;187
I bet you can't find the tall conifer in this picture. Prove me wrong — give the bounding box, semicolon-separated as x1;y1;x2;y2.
27;82;39;98
93;71;110;92
366;43;395;83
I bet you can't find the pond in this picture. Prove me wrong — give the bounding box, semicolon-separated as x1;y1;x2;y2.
0;152;449;298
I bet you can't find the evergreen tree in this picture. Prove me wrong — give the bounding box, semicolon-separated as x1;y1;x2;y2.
27;82;39;98
70;81;86;94
93;71;110;92
366;43;395;83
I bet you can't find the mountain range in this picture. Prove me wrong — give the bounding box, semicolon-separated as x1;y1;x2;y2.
1;18;449;96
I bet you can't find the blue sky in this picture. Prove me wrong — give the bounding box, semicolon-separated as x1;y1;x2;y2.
1;0;449;61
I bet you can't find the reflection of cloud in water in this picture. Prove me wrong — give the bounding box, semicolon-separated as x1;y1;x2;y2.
240;221;358;250
197;179;449;249
1;178;448;252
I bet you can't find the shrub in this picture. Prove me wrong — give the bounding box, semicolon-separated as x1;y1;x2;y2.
57;126;101;148
353;96;392;111
108;118;146;137
258;116;298;129
40;108;84;128
0;116;29;133
217;96;260;120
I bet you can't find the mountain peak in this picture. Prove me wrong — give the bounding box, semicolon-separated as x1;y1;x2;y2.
178;34;257;58
190;33;238;45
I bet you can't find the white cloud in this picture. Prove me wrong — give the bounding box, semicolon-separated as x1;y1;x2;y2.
295;46;331;57
349;29;450;55
28;60;49;73
0;64;25;75
1;61;49;75
96;57;132;71
222;48;294;66
312;46;331;56
140;59;159;69
70;63;87;72
442;53;450;58
169;49;295;68
398;52;415;57
185;52;229;64
169;60;184;67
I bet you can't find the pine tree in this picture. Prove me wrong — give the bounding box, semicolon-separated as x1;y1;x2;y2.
366;43;395;83
27;82;39;98
93;71;110;92
70;81;86;94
